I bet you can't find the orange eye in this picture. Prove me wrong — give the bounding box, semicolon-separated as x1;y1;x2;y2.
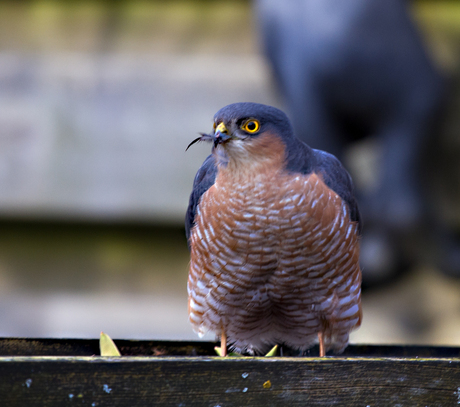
242;119;260;133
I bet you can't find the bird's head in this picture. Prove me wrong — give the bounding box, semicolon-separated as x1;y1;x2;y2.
187;103;295;170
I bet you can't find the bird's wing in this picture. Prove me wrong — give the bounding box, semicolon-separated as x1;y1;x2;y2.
285;142;361;233
185;154;218;244
312;149;362;234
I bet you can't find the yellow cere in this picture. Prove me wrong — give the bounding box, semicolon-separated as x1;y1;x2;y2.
216;122;228;134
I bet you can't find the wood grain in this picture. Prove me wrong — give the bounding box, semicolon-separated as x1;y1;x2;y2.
0;339;459;406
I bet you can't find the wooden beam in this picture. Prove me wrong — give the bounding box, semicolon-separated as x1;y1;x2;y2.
1;339;459;406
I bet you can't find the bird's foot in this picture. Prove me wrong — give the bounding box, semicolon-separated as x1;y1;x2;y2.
215;331;228;357
214;345;278;357
318;332;325;357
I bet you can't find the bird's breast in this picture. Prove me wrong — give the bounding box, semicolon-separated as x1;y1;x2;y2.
188;166;361;351
190;168;357;285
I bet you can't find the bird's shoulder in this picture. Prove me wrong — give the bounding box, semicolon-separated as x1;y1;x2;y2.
185;154;218;243
286;143;362;233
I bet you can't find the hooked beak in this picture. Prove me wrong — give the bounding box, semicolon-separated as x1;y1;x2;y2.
185;122;232;151
213;122;231;148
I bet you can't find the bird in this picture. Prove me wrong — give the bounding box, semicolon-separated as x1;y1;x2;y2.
185;102;362;357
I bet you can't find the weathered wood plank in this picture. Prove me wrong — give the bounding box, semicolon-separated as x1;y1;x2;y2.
1;337;460;357
1;339;460;406
1;356;459;406
0;338;216;357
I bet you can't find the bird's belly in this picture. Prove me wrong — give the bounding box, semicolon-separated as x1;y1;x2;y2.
188;172;361;352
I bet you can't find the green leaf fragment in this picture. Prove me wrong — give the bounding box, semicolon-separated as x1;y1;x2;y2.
265;345;278;357
100;332;121;356
214;346;242;357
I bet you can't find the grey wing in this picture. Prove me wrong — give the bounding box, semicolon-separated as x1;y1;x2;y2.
185;154;218;245
313;149;362;234
285;140;361;233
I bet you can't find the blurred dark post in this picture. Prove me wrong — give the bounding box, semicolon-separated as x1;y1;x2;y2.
255;0;459;284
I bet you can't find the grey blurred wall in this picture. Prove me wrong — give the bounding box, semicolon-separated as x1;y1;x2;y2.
0;1;276;223
0;1;458;224
0;0;459;344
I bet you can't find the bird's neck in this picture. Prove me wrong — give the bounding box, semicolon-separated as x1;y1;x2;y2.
214;133;287;181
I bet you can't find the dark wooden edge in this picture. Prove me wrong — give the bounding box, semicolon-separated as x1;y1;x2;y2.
1;339;460;406
1;354;460;406
1;337;460;358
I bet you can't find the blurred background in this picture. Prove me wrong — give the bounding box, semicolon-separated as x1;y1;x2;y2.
0;0;459;346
